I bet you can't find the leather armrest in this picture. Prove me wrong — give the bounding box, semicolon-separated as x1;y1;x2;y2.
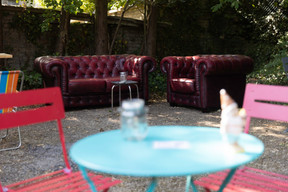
124;55;157;99
124;55;157;75
34;56;69;93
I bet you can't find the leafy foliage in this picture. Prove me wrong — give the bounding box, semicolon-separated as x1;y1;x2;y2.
40;0;83;32
248;32;288;85
68;22;95;55
22;70;43;90
211;0;241;12
81;0;95;15
209;0;288;86
10;10;42;43
149;64;166;94
8;0;288;90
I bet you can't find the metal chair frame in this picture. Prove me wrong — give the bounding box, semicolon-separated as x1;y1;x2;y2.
0;70;24;152
0;87;121;192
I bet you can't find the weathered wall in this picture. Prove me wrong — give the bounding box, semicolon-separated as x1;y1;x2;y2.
1;3;251;71
1;6;144;70
2;7;38;69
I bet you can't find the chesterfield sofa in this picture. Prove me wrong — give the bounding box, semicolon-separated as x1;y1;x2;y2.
160;55;254;111
34;55;157;108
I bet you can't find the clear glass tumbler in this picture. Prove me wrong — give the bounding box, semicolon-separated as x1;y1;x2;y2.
119;98;148;141
120;72;127;83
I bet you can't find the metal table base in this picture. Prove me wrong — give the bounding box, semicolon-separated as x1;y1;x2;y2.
111;80;139;108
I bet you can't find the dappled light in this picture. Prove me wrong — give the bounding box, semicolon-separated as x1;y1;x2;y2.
65;117;80;122
250;118;288;139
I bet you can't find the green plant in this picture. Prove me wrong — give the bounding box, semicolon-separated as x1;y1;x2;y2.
112;39;128;54
68;22;95;55
149;67;166;94
248;33;288;85
10;10;43;44
22;70;42;90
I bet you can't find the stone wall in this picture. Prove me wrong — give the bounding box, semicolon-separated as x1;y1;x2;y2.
1;6;144;70
2;7;38;69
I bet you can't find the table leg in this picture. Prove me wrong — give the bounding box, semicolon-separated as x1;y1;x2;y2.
186;175;198;192
134;84;139;98
128;85;132;99
78;165;98;192
146;177;157;192
119;84;121;106
217;168;237;192
111;85;117;108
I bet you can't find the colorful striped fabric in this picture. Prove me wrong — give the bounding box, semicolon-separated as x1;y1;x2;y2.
0;71;21;113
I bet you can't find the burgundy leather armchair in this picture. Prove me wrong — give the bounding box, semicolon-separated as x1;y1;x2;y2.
160;55;254;111
34;55;157;108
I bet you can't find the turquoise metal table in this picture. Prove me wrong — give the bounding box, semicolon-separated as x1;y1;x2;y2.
69;125;264;192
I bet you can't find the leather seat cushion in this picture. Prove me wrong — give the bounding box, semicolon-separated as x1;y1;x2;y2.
170;78;196;93
69;78;106;95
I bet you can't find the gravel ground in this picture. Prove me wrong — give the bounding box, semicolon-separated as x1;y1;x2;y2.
0;98;287;191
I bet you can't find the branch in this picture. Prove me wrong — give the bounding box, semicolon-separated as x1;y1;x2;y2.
109;0;132;54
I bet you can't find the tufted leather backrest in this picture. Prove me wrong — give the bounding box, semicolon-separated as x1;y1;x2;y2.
58;55;130;79
194;55;254;75
160;56;196;79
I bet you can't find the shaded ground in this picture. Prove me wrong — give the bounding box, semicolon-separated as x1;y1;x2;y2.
0;98;287;191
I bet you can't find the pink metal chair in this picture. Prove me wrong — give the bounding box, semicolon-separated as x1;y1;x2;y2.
195;83;288;192
0;87;121;192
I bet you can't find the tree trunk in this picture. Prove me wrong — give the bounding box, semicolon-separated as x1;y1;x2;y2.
57;6;70;55
95;0;108;55
142;0;147;55
145;3;158;57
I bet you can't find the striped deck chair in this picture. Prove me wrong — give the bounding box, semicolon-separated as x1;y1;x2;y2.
0;70;24;151
0;87;121;192
195;83;288;192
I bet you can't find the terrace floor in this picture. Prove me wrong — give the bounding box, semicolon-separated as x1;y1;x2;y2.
0;99;287;191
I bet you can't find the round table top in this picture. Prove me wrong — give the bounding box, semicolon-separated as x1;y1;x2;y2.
69;125;264;177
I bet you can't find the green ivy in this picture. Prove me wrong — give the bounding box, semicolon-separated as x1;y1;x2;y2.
68;22;95;55
10;10;43;44
112;39;128;54
22;70;43;90
248;32;288;85
149;57;166;95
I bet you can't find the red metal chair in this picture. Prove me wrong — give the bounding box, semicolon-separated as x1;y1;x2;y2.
0;87;121;192
195;83;288;192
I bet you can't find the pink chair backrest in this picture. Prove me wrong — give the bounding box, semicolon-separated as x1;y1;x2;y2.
243;83;288;133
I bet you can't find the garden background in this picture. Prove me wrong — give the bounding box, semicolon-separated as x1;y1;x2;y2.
0;0;288;95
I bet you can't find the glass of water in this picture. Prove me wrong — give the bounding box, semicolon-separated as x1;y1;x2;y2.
119;98;148;141
120;72;127;83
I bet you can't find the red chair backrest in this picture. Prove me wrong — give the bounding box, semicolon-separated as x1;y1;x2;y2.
0;87;65;129
243;83;288;133
0;87;70;174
